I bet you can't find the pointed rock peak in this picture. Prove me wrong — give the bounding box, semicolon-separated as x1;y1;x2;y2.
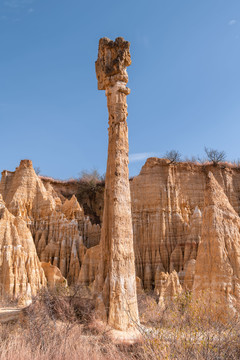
64;195;81;208
62;195;83;220
193;171;240;316
168;270;182;285
170;269;178;278
205;171;237;214
156;270;182;304
0;160;56;218
193;206;202;218
69;194;78;204
0;204;46;302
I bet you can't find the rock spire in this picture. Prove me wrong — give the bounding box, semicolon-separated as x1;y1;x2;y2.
95;37;139;331
193;172;240;316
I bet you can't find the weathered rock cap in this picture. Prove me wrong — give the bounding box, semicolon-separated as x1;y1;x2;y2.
95;37;131;90
18;159;33;169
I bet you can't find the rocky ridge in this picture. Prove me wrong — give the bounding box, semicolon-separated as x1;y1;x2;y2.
0;160;101;303
1;158;240;313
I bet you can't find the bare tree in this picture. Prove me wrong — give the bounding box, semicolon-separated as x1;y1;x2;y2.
165;150;181;164
204;147;226;166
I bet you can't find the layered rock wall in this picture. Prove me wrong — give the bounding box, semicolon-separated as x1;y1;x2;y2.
2;157;240;312
43;158;240;302
0;160;100;291
131;158;240;294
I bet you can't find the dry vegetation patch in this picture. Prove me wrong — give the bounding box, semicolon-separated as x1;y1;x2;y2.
0;287;142;360
1;289;240;359
137;292;240;359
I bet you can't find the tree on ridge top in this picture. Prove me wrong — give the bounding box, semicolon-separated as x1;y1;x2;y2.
204;147;226;166
165;150;182;164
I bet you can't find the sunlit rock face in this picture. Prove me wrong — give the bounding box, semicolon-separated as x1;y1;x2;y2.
0;160;55;219
155;270;182;307
193;172;240;315
41;262;67;288
130;158;204;291
45;157;240;316
94;37;139;331
78;244;100;286
130;158;240;297
0;160;100;287
0;194;46;304
2;156;240;314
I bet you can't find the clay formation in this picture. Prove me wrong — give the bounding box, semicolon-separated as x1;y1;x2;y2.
0;195;46;305
95;37;139;331
193;172;240;315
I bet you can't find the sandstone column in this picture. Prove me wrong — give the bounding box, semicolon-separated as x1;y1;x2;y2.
95;37;139;331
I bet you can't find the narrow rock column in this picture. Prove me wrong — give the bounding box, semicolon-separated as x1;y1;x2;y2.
95;37;139;331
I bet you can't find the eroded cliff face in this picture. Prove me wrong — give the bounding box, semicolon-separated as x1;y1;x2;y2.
1;157;240;312
41;177;104;226
45;158;240;298
130;158;240;294
193;172;240;315
0;160;101;295
0;194;46;304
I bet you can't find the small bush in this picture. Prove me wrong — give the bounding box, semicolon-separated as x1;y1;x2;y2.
79;169;105;183
204;147;226;166
0;287;137;360
165;150;181;164
137;291;240;360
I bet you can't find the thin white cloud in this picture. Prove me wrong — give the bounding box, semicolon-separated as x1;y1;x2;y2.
129;152;158;163
4;0;34;8
229;19;237;26
28;7;34;13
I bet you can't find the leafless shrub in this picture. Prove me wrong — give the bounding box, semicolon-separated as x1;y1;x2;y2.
204;147;226;166
79;169;105;183
1;289;240;359
0;287;137;360
165;150;181;164
0;321;134;360
77;169;105;196
137;291;240;360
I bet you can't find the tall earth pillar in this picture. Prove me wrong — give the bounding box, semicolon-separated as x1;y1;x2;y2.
95;37;139;331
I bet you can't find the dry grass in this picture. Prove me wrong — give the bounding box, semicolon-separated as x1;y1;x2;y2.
0;287;142;360
1;289;240;359
0;323;133;360
137;292;240;359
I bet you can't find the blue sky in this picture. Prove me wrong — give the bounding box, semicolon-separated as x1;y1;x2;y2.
0;0;240;179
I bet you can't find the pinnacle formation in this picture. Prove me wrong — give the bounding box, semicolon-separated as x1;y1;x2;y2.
95;37;139;331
